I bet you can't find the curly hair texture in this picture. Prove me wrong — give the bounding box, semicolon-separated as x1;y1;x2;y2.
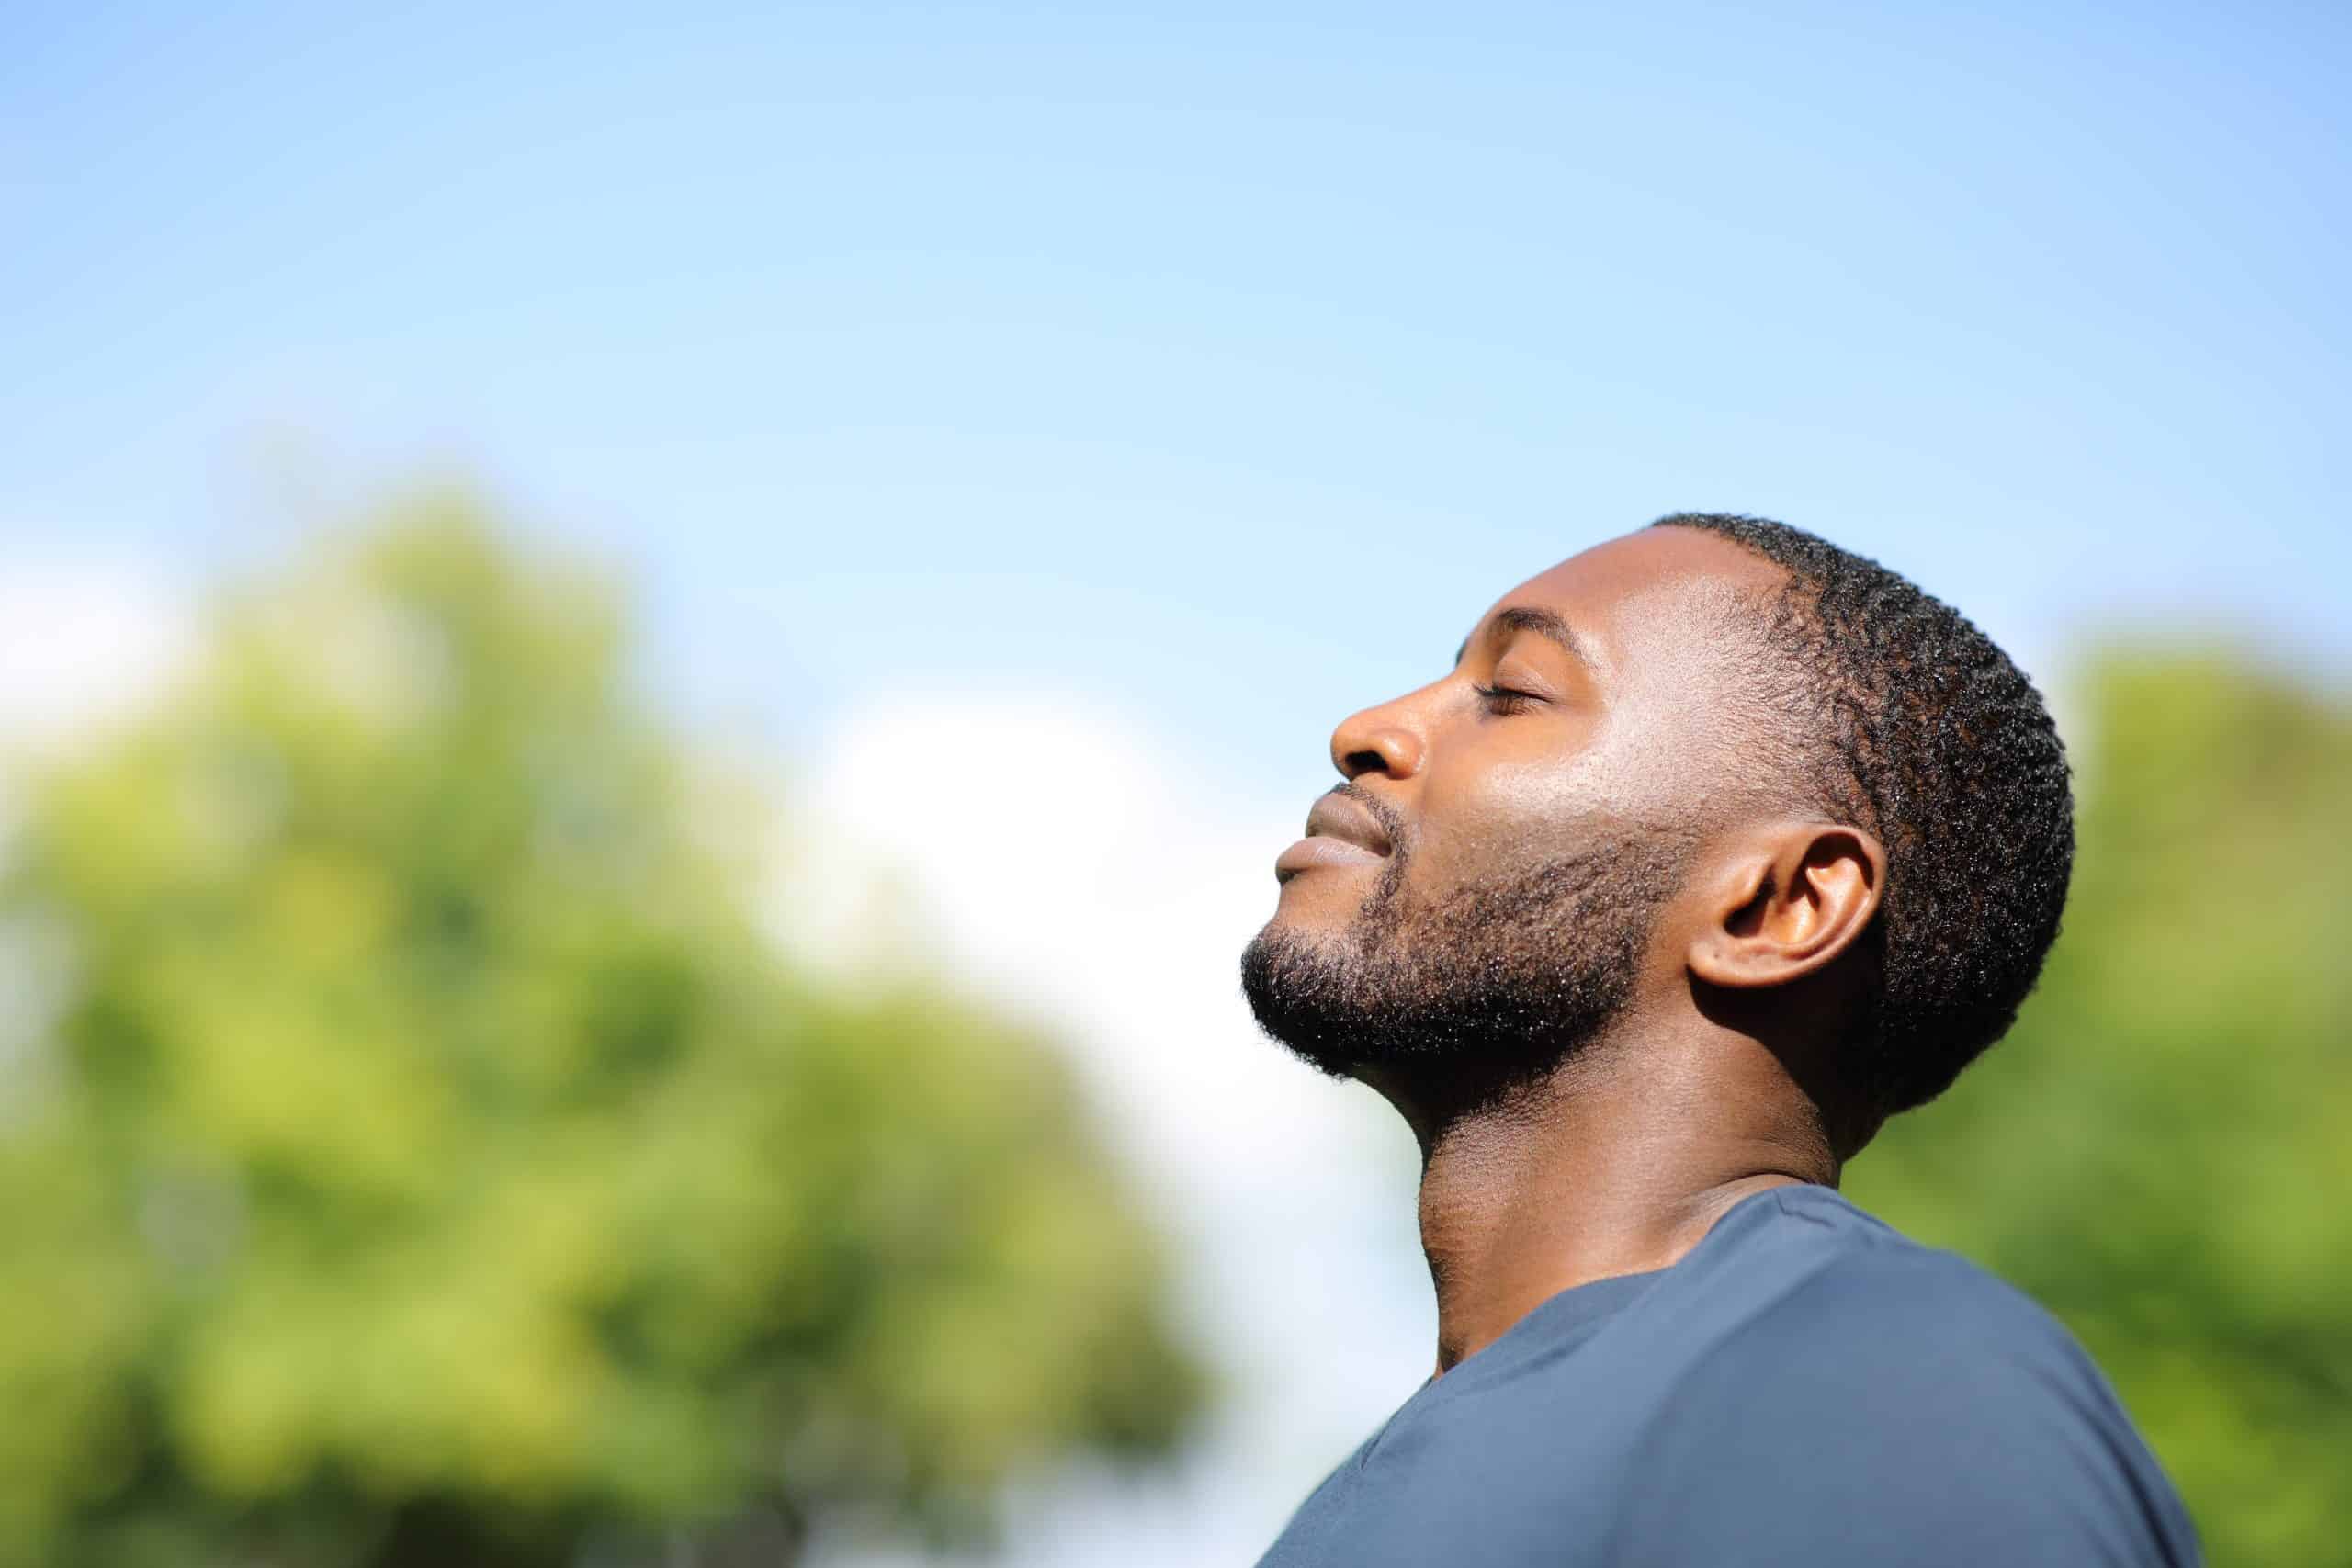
1650;513;2075;1129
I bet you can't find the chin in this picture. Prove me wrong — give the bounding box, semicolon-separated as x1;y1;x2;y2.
1253;906;1360;964
1270;862;1388;930
1238;923;1357;1080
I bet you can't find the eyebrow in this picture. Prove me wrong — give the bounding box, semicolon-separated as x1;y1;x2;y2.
1454;605;1600;673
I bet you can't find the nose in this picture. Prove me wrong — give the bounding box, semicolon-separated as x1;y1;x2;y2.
1329;693;1428;782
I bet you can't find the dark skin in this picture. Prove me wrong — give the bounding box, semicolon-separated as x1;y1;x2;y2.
1263;525;1888;1374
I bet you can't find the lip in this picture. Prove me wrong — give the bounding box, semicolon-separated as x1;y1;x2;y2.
1275;834;1385;882
1273;791;1396;883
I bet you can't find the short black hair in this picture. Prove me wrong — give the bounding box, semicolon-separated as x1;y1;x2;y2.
1650;513;2075;1130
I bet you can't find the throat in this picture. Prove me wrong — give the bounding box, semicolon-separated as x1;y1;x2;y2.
1400;1053;1835;1374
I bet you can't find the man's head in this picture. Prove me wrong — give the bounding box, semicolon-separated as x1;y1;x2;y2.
1239;515;2074;1153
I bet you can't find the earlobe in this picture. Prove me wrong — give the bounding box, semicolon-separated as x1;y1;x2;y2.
1687;823;1885;990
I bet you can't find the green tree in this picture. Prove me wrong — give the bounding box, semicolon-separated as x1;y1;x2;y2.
0;494;1204;1567
1852;647;2352;1567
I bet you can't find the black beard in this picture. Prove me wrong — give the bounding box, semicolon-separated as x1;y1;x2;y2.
1239;829;1699;1089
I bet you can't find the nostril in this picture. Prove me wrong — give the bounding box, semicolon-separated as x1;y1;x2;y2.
1333;705;1425;781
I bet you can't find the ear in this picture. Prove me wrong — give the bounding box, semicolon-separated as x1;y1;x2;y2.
1686;821;1886;989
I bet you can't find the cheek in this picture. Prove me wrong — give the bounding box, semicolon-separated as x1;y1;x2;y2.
1409;745;1627;891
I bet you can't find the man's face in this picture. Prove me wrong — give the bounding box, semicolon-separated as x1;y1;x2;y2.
1240;526;1787;1082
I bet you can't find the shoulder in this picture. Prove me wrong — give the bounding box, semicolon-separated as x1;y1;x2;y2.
1655;1187;2129;1463
1648;1183;2090;1388
1604;1186;2199;1566
1710;1185;2091;1376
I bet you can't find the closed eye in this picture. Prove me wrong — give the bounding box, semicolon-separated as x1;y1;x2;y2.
1474;684;1542;716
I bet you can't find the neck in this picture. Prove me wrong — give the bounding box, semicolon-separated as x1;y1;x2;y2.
1363;1026;1838;1374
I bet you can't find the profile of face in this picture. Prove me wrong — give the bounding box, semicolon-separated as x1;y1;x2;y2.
1241;525;1813;1089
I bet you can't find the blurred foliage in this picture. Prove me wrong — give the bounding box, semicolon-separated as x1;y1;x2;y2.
0;493;1204;1567
1853;647;2352;1567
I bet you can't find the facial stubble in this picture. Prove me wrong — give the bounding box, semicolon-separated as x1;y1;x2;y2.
1240;827;1701;1084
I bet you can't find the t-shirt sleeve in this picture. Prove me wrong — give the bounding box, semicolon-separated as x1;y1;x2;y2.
1606;1249;2201;1568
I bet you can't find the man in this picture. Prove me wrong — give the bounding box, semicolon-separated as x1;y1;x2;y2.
1239;514;2199;1566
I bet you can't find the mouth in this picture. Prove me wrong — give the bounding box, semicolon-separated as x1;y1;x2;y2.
1274;788;1396;884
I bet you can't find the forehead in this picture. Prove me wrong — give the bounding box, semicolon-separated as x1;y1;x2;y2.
1475;525;1788;661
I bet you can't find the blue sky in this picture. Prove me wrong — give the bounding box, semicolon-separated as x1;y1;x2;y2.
6;0;2347;796
3;7;2348;1559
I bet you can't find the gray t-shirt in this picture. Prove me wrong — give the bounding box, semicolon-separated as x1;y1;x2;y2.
1259;1183;2199;1567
